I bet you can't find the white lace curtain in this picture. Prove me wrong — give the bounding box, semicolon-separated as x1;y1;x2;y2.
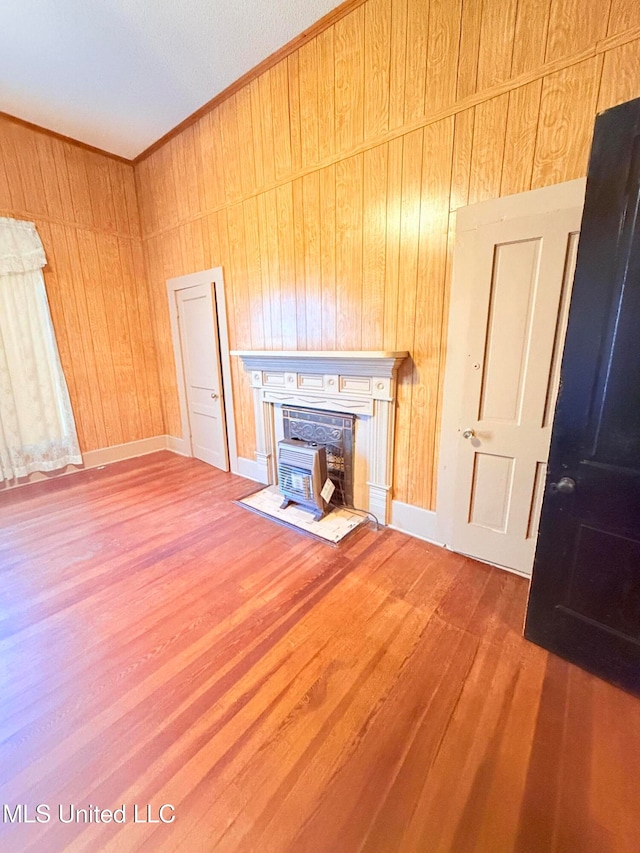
0;217;82;481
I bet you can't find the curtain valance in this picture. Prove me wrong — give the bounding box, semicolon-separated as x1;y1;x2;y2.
0;216;47;275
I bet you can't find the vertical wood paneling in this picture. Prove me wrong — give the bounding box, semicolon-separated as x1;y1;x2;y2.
316;27;336;161
335;154;364;349
122;239;163;438
501;80;543;197
383;136;403;350
545;0;610;62
298;40;320;169
532;58;601;189
393;128;424;501
263;188;283;349
0;140;14;210
456;0;482;100
449;107;475;210
292;178;307;349
389;0;408;129
235;86;257;196
319;164;337;349
276;182;297;349
511;0;551;77
195;114;216;213
468;94;509;204
134;0;640;510
64;145;93;228
249;80;266;189
209;108;227;207
219;96;243;203
404;0;429;122
63;228;109;448
476;0;518;91
11;125;48;218
302;171;323;349
182;125;201;218
607;0;640;35
227;202;252;350
288;54;303;174
598;40;640;112
362;144;388;348
100;232;142;442
425;0;462;112
0;115;161;454
157;144;179;231
409;117;454;508
35;135;65;220
258;70;277;187
243;197;265;351
108;159;131;236
3;127;28;212
170;136;190;225
256;194;274;346
270;60;293;180
185;217;206;272
364;0;392;140
334;7;365;155
75;229;124;448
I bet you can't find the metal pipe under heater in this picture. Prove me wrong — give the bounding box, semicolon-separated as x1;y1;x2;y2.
277;438;329;521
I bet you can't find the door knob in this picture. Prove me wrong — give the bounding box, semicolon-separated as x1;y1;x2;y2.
462;428;475;439
550;476;575;494
211;392;218;400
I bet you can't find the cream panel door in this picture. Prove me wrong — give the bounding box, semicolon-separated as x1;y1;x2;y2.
177;283;229;471
450;206;581;575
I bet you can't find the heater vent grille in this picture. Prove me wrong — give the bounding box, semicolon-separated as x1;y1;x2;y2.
279;446;314;469
277;438;328;520
279;465;312;501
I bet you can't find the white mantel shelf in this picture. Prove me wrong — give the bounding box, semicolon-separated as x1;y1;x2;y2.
233;350;410;525
231;350;409;378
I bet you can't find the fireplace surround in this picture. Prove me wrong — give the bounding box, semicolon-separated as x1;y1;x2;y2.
232;351;409;524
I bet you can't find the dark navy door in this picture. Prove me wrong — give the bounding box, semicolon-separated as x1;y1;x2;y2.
525;96;640;694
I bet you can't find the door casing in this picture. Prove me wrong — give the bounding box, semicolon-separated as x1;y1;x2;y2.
167;267;239;473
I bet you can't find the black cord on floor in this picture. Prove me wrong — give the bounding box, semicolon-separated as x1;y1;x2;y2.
330;474;379;530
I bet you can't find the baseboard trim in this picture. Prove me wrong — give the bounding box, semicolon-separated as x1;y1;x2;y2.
390;500;444;546
390;500;532;579
83;436;169;467
165;435;190;456
237;456;268;483
1;436;184;491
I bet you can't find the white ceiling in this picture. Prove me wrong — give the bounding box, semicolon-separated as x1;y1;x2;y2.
0;0;340;159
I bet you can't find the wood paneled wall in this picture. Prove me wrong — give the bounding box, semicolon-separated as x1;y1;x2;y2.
136;0;640;510
0;116;163;452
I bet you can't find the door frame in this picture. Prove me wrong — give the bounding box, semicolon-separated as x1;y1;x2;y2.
436;178;586;572
166;267;239;474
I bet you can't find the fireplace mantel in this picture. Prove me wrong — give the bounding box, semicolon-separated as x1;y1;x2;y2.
232;350;409;524
232;350;408;377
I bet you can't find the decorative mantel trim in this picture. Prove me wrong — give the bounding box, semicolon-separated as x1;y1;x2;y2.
232;350;408;378
232;350;409;524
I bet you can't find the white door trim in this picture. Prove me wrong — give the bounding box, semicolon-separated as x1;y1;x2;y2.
166;267;240;475
436;178;587;568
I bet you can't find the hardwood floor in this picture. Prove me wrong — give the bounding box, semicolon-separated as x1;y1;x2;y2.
1;452;639;853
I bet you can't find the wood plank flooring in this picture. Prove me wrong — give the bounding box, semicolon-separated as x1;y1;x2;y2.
1;452;639;852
